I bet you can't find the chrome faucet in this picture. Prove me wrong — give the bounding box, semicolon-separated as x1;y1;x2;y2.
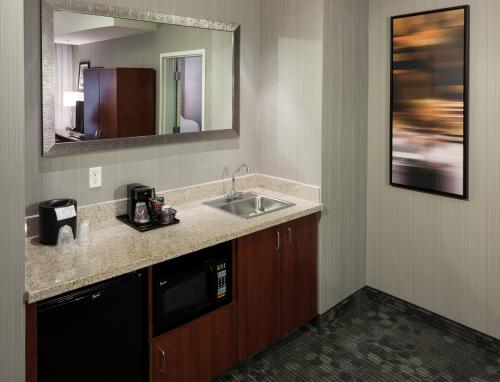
226;163;250;201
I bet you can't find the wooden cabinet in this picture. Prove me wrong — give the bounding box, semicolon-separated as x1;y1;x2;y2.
151;304;236;382
236;228;280;360
84;68;155;140
26;303;37;382
237;214;318;360
278;220;299;338
27;214;317;382
294;214;318;326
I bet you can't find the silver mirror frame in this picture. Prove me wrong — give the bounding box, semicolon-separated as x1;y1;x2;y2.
41;0;240;157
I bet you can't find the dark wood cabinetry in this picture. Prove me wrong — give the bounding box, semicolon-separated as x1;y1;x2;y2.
278;220;299;337
236;228;280;359
237;214;318;360
279;214;318;334
151;304;237;382
84;68;155;140
294;214;318;326
26;303;37;382
149;213;318;380
27;214;318;382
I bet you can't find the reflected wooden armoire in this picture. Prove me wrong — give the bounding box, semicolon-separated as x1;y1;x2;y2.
83;68;156;140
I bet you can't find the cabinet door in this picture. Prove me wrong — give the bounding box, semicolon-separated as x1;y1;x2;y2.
294;214;318;326
237;228;279;361
116;68;156;138
213;303;237;377
278;222;298;338
98;69;118;139
151;304;236;382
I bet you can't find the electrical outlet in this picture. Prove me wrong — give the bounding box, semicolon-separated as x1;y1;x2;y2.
89;167;102;189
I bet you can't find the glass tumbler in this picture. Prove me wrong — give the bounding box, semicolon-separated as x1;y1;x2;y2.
56;225;75;252
78;220;92;247
134;202;150;224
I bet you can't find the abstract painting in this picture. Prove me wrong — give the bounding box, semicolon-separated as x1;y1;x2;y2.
391;6;469;199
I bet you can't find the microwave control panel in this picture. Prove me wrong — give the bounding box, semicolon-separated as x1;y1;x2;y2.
216;262;227;299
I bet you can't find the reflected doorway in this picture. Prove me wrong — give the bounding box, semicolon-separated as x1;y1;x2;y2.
160;49;205;134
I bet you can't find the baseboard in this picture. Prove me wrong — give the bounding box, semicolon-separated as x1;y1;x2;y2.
317;287;369;325
320;286;500;355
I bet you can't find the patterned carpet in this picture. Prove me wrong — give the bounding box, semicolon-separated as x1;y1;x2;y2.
215;288;500;381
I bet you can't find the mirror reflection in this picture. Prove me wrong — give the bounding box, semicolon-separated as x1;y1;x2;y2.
53;11;234;143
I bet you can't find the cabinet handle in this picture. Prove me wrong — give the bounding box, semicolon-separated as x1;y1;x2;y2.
288;227;292;245
275;231;280;250
159;348;166;375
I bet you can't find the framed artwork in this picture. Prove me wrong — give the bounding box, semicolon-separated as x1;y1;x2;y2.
390;6;469;199
77;61;90;91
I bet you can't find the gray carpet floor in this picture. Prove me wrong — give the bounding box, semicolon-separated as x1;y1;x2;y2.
215;289;500;381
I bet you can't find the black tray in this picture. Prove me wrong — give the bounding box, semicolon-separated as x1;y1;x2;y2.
116;214;180;233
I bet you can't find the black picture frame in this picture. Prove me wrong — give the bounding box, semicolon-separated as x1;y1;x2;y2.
77;61;90;91
390;5;470;200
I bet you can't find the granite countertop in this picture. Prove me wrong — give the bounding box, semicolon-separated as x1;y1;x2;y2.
25;182;322;304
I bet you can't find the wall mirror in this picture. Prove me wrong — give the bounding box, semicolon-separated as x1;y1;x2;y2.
41;0;240;156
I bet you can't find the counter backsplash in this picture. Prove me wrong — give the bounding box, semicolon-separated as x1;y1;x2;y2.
25;174;321;239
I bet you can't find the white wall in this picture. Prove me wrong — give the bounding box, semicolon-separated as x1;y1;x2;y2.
320;0;369;313
258;0;324;187
258;0;369;314
25;0;261;215
1;0;26;380
367;0;500;339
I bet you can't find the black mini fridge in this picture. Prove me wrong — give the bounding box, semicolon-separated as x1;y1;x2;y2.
37;271;147;382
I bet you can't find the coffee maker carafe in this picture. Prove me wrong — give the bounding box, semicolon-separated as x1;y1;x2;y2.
127;184;154;225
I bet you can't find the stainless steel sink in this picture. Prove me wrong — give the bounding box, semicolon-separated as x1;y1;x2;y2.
204;192;295;219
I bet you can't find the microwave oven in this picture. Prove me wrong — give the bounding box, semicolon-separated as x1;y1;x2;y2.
153;242;232;336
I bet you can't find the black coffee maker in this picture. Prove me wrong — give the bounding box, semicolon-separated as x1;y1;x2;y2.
127;184;154;225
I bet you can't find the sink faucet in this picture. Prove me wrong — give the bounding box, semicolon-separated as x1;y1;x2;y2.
226;163;250;201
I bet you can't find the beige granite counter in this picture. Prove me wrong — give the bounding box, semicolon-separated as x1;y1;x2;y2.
25;175;322;304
